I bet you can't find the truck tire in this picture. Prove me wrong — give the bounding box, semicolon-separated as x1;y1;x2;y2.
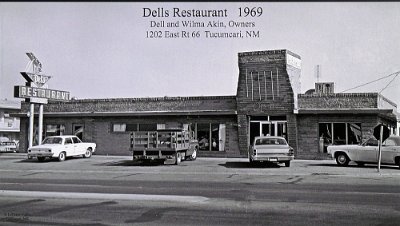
189;148;197;161
175;152;181;165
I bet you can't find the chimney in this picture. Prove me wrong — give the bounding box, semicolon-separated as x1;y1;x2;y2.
315;82;334;94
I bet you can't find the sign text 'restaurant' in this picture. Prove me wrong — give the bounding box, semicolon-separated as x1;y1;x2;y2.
14;86;70;101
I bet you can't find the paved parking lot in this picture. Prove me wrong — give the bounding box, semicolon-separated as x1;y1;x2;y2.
1;153;400;183
1;153;400;226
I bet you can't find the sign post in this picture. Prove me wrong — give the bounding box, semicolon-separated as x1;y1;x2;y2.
373;124;390;173
377;125;383;172
28;104;34;148
38;104;44;144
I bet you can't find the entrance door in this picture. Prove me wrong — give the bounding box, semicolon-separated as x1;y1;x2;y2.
73;124;84;140
261;122;274;136
250;120;288;142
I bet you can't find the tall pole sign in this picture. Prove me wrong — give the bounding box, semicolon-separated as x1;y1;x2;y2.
14;52;70;147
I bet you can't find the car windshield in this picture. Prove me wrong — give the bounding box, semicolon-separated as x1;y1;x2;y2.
42;137;63;144
255;138;287;145
383;136;400;146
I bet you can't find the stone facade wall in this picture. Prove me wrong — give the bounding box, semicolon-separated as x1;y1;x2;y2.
298;93;379;109
236;49;300;154
21;96;237;113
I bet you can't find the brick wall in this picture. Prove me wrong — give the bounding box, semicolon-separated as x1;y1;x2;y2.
236;114;249;155
19;114;238;156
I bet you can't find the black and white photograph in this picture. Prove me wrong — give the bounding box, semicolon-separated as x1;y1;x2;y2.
1;2;400;225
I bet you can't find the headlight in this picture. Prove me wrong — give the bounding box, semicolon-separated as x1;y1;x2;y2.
288;148;294;156
253;149;257;155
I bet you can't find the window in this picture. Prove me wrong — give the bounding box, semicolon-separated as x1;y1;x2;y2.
194;123;226;152
139;124;157;131
113;123;126;132
72;137;81;143
319;122;362;152
365;138;378;146
43;137;62;144
384;139;396;146
46;124;65;137
197;123;210;151
73;124;84;140
112;123;159;132
126;124;138;131
333;123;346;145
65;138;73;144
347;123;362;144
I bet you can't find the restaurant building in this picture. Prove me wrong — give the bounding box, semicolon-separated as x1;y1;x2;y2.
15;49;398;159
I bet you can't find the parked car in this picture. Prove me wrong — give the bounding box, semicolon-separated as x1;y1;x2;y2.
248;136;294;167
327;135;400;168
27;135;96;162
0;141;18;152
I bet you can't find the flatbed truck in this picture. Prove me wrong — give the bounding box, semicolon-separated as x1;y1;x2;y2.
130;129;198;165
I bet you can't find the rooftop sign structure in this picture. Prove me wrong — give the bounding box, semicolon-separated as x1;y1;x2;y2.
14;52;70;103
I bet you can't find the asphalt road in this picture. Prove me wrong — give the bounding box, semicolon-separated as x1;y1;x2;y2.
1;153;400;226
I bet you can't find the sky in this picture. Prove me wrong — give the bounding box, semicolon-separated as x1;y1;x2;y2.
1;2;399;110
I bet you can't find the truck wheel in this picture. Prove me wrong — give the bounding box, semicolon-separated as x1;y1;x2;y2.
189;148;197;161
58;152;66;162
284;161;290;167
336;153;349;166
175;152;181;165
37;157;46;162
83;148;92;158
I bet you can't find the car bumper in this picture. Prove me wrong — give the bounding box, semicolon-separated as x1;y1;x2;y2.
28;153;54;158
251;155;294;162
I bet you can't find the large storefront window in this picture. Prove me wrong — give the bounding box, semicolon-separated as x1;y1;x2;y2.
347;123;362;144
112;123;157;132
111;122;226;151
197;123;210;151
249;116;287;143
319;122;362;153
46;124;65;137
195;123;226;152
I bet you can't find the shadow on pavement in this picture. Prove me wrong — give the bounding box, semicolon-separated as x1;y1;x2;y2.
15;156;85;163
309;163;398;170
219;161;282;168
94;160;175;167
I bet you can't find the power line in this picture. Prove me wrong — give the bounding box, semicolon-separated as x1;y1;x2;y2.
379;71;400;94
339;71;400;93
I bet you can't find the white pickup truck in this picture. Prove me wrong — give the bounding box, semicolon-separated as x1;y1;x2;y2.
27;135;96;162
